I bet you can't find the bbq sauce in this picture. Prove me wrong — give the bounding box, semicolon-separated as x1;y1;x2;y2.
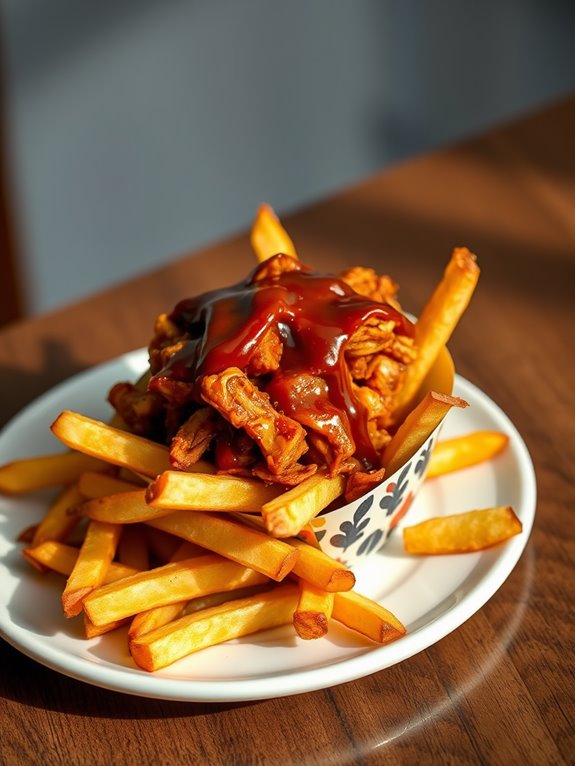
149;254;413;467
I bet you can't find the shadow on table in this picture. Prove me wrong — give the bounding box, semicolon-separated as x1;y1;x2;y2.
0;338;88;429
0;638;255;717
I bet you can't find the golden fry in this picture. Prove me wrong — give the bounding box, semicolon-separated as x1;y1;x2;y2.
143;526;185;564
23;540;138;582
105;561;140;583
62;521;122;618
146;471;282;512
127;540;209;638
51;410;172;478
31;483;84;549
83;554;269;626
250;203;297;263
84;614;130;638
403;506;522;554
293;580;334;640
393;248;479;421
382;391;468;476
183;584;271;616
23;540;79;574
262;472;346;538
117;524;150;570
128;584;268;639
288;538;355;592
168;540;207;561
230;513;355;591
77;471;143;499
146;512;299;582
426;431;509;479
0;451;105;495
82;489;176;524
129;583;299;672
128;601;189;640
333;590;406;644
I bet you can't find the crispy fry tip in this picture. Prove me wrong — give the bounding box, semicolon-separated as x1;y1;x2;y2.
62;587;93;618
129;642;154;672
275;548;301;582
144;478;161;505
22;547;48;573
380;623;407;643
293;611;329;640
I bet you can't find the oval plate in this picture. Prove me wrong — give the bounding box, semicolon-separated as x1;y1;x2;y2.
0;350;536;702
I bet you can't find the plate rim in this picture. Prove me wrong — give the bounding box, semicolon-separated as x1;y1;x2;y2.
0;350;537;702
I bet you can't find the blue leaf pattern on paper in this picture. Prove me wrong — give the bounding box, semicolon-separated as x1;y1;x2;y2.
319;436;437;562
330;495;373;551
415;438;434;477
380;462;411;516
357;528;384;556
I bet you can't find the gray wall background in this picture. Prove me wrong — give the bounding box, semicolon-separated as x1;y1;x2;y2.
3;0;575;314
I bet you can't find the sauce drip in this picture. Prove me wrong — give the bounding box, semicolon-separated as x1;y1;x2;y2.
150;254;414;467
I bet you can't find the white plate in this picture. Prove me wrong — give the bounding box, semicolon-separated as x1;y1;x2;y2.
0;349;536;702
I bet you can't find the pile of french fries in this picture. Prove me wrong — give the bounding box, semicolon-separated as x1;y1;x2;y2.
0;206;522;673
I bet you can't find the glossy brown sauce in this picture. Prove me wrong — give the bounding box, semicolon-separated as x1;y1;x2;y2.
150;254;413;467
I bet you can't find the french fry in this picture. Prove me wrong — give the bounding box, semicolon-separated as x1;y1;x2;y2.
0;451;105;495
128;601;189;640
288;538;355;592
50;411;172;478
144;526;184;564
426;431;509;479
183;584;271;616
250;203;297;263
62;520;122;618
293;581;334;640
261;472;346;538
106;561;140;582
117;524;150;570
146;471;283;512
23;540;79;574
382;391;468;476
393;247;479;422
332;590;406;644
31;483;84;548
129;583;300;672
23;540;138;581
82;489;177;524
77;471;143;499
127;540;207;638
230;513;355;592
403;506;522;554
128;584;269;639
169;539;207;561
84;614;130;639
83;554;269;626
23;540;79;575
146;512;299;582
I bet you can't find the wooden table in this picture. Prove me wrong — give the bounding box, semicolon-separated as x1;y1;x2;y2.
1;97;574;766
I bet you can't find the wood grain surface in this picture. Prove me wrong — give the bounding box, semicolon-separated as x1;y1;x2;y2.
1;97;574;766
